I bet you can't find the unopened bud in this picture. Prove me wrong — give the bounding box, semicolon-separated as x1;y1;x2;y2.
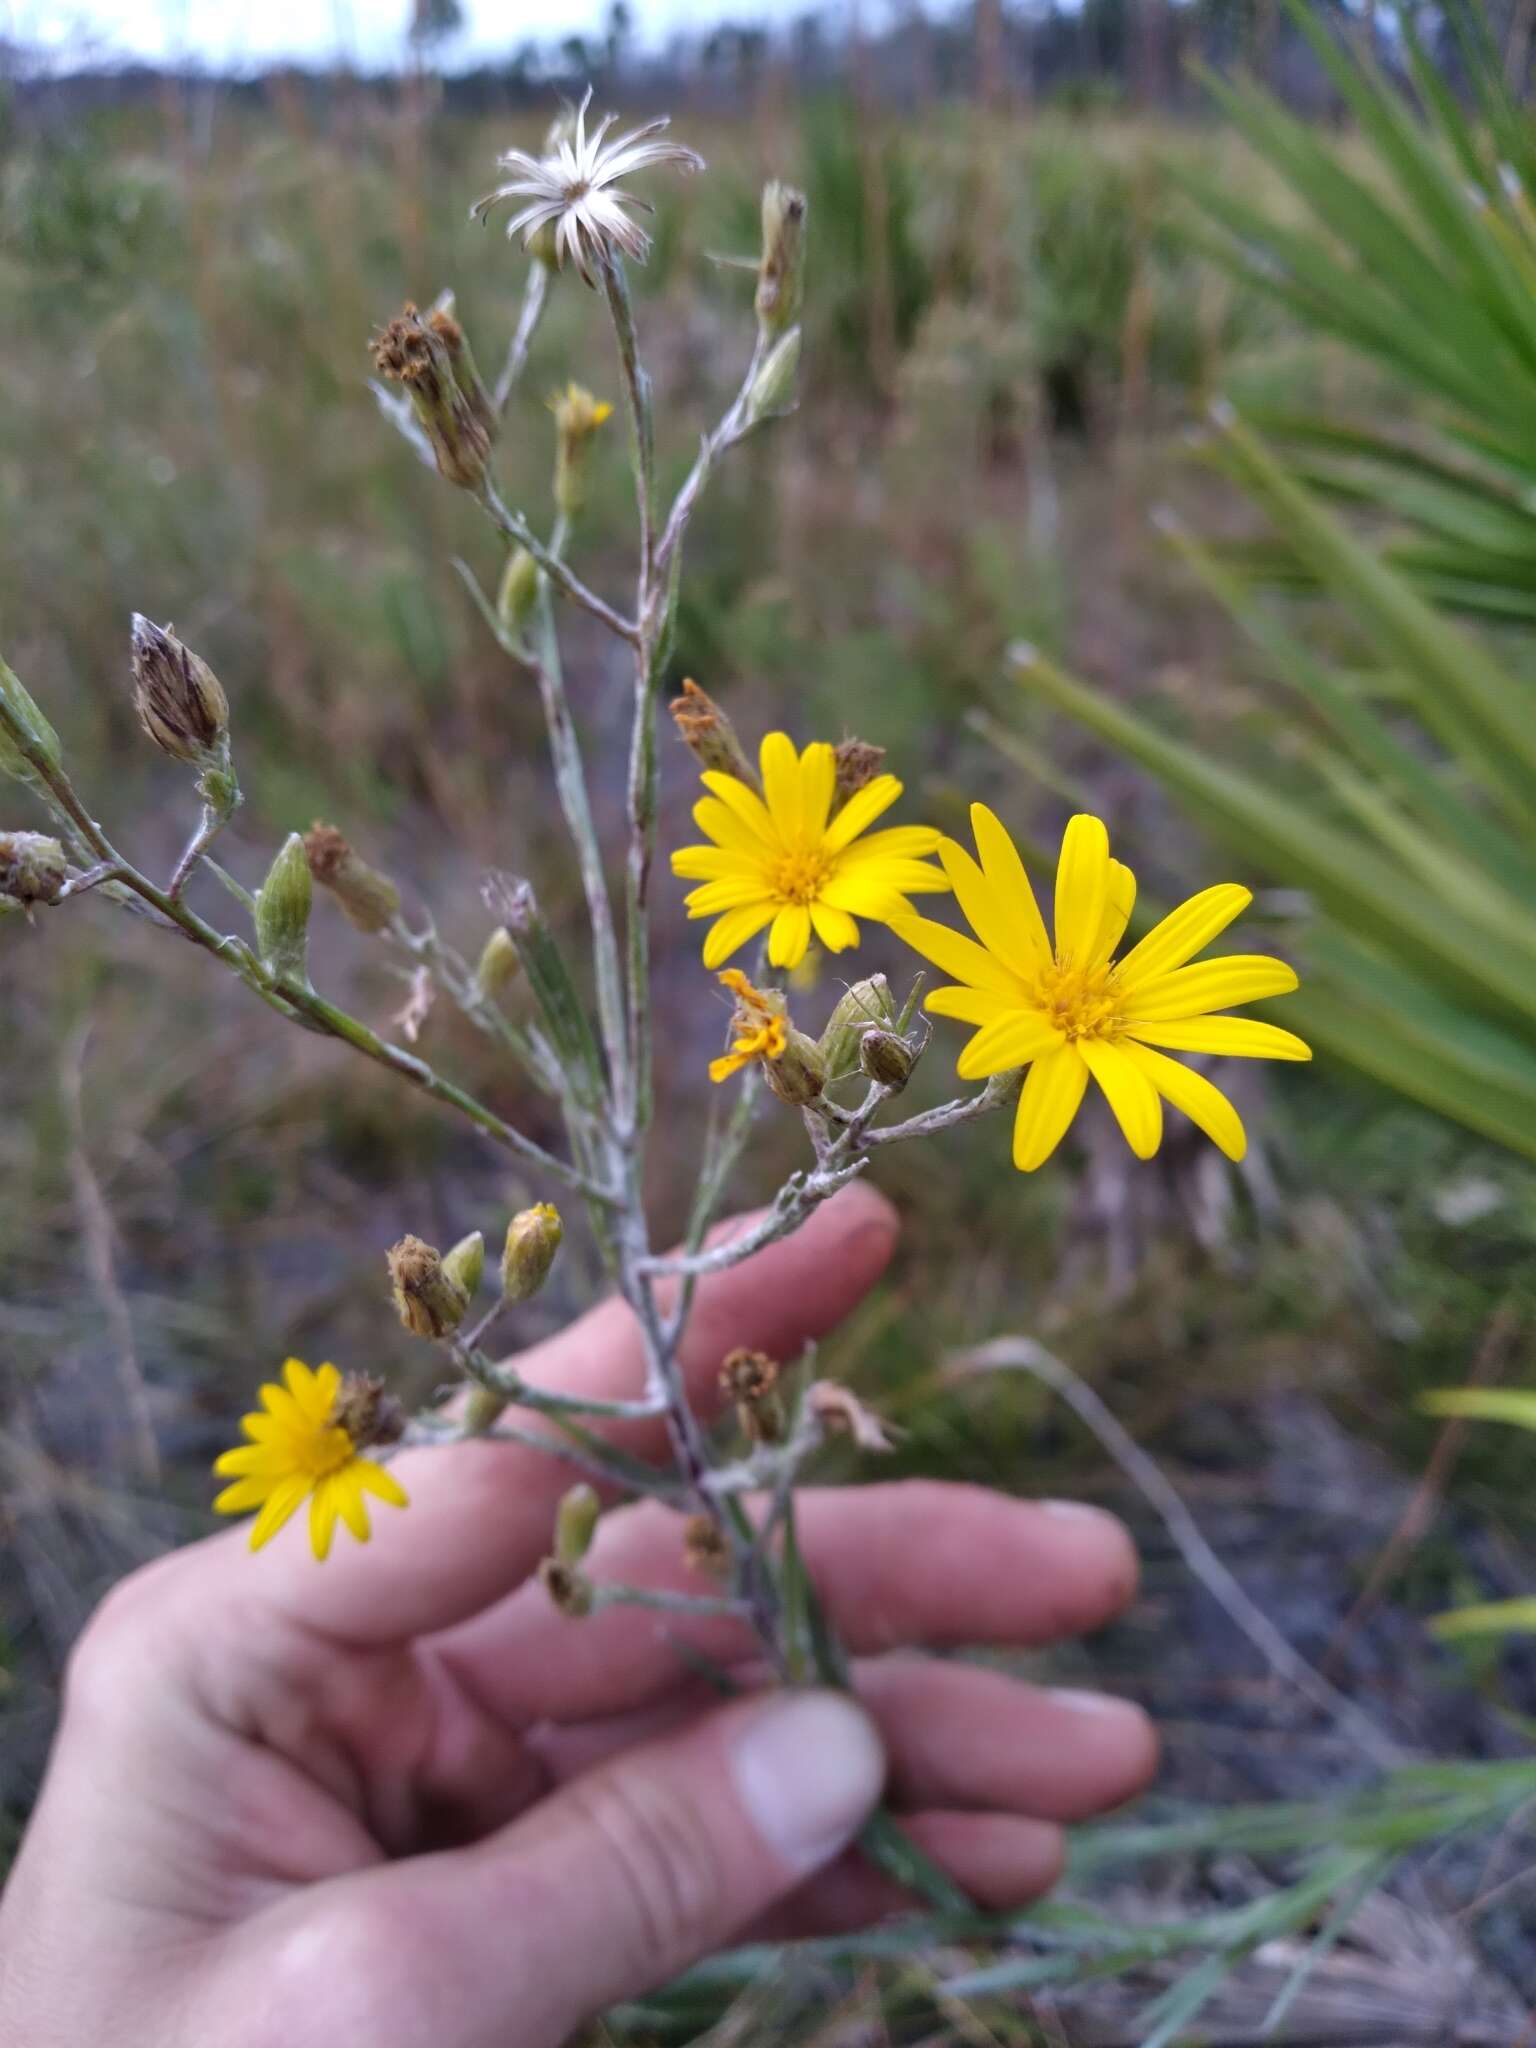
371;304;492;490
129;616;229;765
442;1230;485;1301
819;975;894;1077
475;925;522;998
858;1026;915;1093
746;325;801;426
303;822;401;934
501;1201;563;1303
756;181;807;339
833;736;886;804
555;1483;601;1566
0;657;63;784
549;382;614;520
0;831;66;907
539;1556;594;1618
527;220;560;269
683;1514;731;1577
329;1373;406;1449
763;1024;826;1107
428;303;497;440
387;1232;470;1339
721;1347;786;1445
497;547;541;637
669;678;758;788
254;833;313;983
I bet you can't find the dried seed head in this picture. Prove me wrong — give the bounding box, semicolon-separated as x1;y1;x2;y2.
858;1026;915;1093
428;302;497;438
0;831;66;907
682;1514;731;1577
329;1373;406;1449
253;833;313;983
833;737;887;804
538;1556;594;1618
129;616;229;764
669;678;758;787
370;304;492;491
720;1347;786;1444
302;821;401;934
387;1233;470;1339
475;925;522;999
555;1482;601;1566
756;180;807;339
501;1202;563;1303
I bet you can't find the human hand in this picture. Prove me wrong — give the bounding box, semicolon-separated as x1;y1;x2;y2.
0;1185;1155;2048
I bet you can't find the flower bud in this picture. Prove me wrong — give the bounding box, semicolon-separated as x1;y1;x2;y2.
254;833;313;983
497;547;541;637
129;616;229;765
302;822;401;935
0;657;63;784
442;1230;485;1301
818;975;894;1077
329;1373;406;1449
669;678;758;788
475;925;521;999
833;736;886;804
549;382;614;520
428;303;497;440
746;325;801;427
0;831;66;907
370;305;492;491
555;1482;601;1566
538;1556;594;1618
756;181;807;340
501;1202;563;1303
721;1347;786;1445
859;1026;915;1093
387;1233;470;1339
762;1023;826;1108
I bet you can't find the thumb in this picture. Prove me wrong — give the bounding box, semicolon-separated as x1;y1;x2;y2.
372;1690;885;2046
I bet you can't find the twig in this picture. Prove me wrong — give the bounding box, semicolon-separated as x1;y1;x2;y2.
494;259;550;415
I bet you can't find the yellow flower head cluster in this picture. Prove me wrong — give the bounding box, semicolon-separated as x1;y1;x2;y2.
894;806;1311;1171
709;967;788;1082
671;731;949;970
213;1358;408;1562
548;381;614;439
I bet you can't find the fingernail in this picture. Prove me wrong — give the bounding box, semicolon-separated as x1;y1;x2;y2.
731;1691;886;1874
1039;1498;1120;1527
1053;1686;1146;1727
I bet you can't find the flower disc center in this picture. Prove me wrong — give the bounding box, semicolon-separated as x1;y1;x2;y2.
299;1424;357;1481
772;848;830;905
1035;960;1121;1042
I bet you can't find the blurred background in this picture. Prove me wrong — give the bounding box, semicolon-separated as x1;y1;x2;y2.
6;0;1536;2032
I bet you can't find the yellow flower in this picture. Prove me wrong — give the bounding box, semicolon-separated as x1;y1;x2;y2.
548;381;614;437
709;967;789;1081
671;731;949;970
894;806;1311;1172
212;1358;408;1562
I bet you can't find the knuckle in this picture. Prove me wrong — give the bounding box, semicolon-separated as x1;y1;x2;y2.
61;1560;179;1721
568;1768;725;1983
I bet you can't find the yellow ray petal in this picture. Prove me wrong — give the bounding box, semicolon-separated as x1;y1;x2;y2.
768;902;813;968
925;984;1016;1026
1125;1017;1312;1062
810;901;859;952
798;742;837;839
699;776;778;849
819;871;907;918
1052;814;1110;966
1114;883;1252;990
837;825;944;865
938;836;1038;979
310;1480;341;1562
701;901;777;968
1012;1044;1089;1170
1121;1040;1247;1160
955;1011;1064;1081
1089;860;1137;968
969;804;1051;965
672;842;759;881
352;1460;409;1508
313;1363;342;1412
257;1382;308;1432
760;732;803;841
1079;1038;1163;1160
248;1474;311;1551
890;913;1025;1001
822;774;903;854
684;877;776;914
335;1473;372;1541
1121;955;1299;1023
214;1444;292;1477
214;1476;278;1515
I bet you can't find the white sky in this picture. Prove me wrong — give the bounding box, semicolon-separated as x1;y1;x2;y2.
8;0;784;70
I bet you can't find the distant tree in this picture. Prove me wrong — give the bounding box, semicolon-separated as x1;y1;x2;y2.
605;0;634;75
408;0;464;51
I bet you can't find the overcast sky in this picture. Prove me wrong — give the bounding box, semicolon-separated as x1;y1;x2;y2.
9;0;784;70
